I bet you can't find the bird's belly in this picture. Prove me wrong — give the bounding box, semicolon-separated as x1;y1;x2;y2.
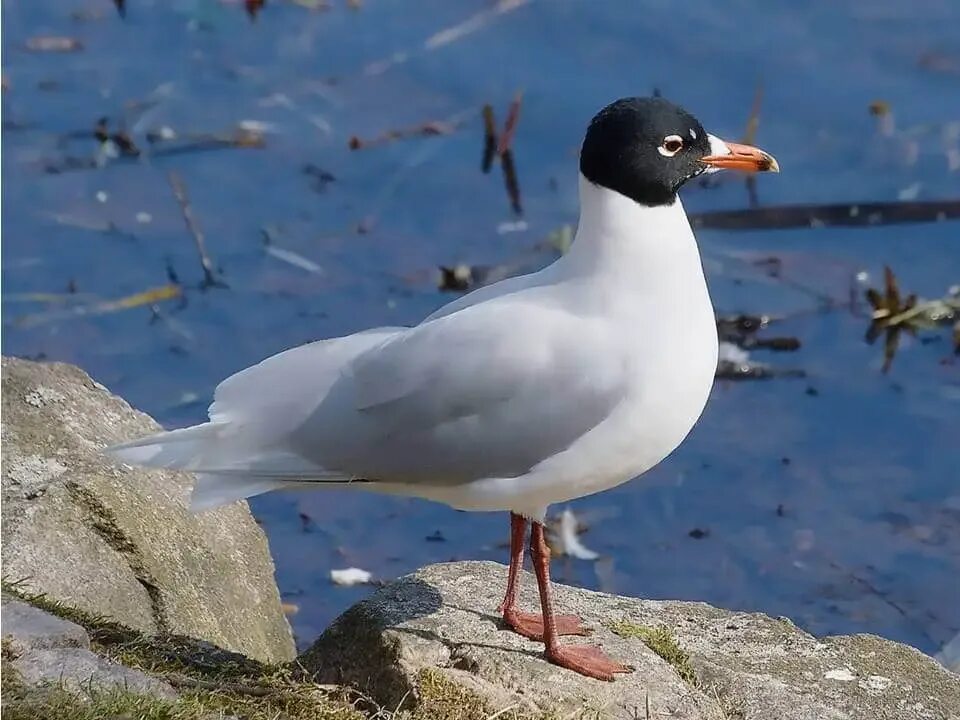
439;312;719;517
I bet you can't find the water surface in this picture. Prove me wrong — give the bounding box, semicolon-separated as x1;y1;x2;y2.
3;0;958;655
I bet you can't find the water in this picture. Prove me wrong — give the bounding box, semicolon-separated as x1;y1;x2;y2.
3;0;958;655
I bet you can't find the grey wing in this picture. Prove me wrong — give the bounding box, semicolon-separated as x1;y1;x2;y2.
295;295;628;484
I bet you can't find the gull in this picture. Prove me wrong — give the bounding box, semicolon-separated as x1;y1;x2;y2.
109;97;779;680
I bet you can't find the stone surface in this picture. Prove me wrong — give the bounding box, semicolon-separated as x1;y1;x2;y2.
301;561;960;720
1;596;90;655
1;357;295;663
10;647;176;700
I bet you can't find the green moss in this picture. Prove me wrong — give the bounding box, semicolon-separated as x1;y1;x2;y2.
607;621;697;685
410;667;495;720
3;579;606;720
412;667;570;720
2;578;362;720
3;681;194;720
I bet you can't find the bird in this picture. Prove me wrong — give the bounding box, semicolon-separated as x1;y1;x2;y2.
108;97;779;681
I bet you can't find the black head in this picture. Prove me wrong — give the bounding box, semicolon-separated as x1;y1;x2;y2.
580;97;713;207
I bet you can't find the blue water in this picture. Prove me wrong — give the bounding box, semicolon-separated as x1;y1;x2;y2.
3;1;958;655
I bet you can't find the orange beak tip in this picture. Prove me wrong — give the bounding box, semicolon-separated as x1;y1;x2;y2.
703;139;780;174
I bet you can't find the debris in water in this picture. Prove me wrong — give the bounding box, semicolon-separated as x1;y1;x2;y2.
302;163;336;193
16;285;182;328
690;199;960;231
501;148;522;215
438;264;479;292
25;37;83;53
864;268;960;370
716;313;801;352
330;567;373;586
481;92;525;215
261;228;324;275
869;100;896;137
481;104;497;172
168;171;225;289
716;341;804;381
245;0;266;21
556;507;600;560
496;220;528;234
348;118;462;151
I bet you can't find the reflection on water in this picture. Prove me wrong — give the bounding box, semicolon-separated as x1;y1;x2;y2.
3;0;958;656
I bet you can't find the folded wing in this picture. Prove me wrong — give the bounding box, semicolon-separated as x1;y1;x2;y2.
291;293;627;485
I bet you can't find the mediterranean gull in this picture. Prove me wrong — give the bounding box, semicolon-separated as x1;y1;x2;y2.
109;97;779;680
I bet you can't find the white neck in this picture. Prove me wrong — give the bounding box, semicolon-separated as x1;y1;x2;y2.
562;174;704;283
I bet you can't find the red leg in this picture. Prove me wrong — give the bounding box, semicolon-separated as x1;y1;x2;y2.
497;513;527;614
499;514;589;639
530;522;633;681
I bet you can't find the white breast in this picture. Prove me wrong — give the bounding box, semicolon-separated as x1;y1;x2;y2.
423;179;719;518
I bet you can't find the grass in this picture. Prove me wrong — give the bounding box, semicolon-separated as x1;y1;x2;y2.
2;579;554;720
606;620;745;719
2;578;362;720
606;621;696;685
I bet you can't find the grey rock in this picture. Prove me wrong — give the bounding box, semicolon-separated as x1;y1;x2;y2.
936;631;960;674
11;647;176;700
1;596;90;655
1;357;295;663
301;561;960;720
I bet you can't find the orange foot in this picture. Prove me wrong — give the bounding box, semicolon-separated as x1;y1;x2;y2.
502;609;591;640
546;644;634;681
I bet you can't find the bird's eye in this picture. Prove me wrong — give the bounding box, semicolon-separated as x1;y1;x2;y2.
658;135;684;157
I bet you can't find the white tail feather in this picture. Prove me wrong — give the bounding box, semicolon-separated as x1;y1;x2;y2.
190;473;290;511
106;327;403;511
106;425;343;510
107;423;225;469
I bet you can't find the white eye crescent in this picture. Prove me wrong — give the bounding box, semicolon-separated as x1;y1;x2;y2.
658;134;684;157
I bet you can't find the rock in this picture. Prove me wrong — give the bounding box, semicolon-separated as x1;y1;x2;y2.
936;632;960;674
1;596;90;655
301;561;960;720
1;357;295;664
10;647;176;700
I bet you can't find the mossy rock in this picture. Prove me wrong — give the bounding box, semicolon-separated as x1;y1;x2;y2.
1;357;294;663
300;561;960;720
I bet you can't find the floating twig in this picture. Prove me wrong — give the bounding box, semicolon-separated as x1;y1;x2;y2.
690;199;960;231
43;124;264;174
481;93;525;215
714;316;804;380
14;285;181;328
168;172;225;289
496;91;523;156
348;118;461;150
501;148;522;215
716;313;801;352
481;104;497;173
